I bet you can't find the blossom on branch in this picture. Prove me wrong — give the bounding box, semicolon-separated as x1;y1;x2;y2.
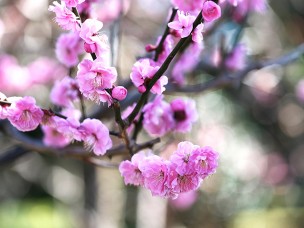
7;96;44;132
130;58;168;95
202;1;222;22
49;1;80;31
168;11;195;38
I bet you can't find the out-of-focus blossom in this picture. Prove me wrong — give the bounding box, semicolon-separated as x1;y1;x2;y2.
28;57;67;84
169;191;199;210
170;98;198;133
172;43;203;85
171;0;204;13
50;76;79;108
296;80;304;102
56;32;83;67
168;11;195;38
62;0;85;8
7;96;43;132
224;44;247;71
143;96;174;137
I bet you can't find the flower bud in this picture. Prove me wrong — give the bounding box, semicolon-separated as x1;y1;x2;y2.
84;42;96;53
202;1;221;22
112;86;128;101
138;85;146;93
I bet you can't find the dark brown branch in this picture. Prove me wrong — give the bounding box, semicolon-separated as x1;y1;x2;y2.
154;8;178;61
125;11;204;126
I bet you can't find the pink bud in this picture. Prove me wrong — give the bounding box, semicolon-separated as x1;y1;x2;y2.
202;1;221;22
112;86;128;101
145;44;156;52
84;42;96;53
138;85;146;93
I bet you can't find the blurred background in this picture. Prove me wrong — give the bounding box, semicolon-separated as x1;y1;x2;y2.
1;0;304;227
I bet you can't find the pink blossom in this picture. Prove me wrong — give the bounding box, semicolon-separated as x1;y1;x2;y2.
56;116;82;141
172;43;203;85
139;155;170;197
62;0;85;8
169;191;198;210
158;35;174;64
143;96;174;137
48;1;80;31
170;172;200;193
0;55;32;95
168;11;195;38
78;118;112;155
296;80;304;102
76;59;117;103
130;58;168;95
171;0;204;12
112;86;127;101
225;44;247;71
50;76;79;108
170;98;198;133
55;32;83;67
42;125;72;148
79;19;109;57
202;1;222;22
232;0;267;21
170;141;199;175
119;151;146;186
192;146;219;178
192;23;204;43
28;57;67;84
7;96;44;132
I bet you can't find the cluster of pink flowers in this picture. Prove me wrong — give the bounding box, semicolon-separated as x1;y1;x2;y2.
142;95;198;136
119;141;219;198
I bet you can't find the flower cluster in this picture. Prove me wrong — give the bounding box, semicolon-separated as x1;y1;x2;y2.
142;95;198;136
119;141;219;198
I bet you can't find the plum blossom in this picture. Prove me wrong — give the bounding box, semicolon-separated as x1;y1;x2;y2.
139;156;170;197
48;1;80;31
130;58;168;95
62;0;85;8
192;23;204;43
192;146;219;178
76;59;117;103
79;19;109;57
202;1;222;22
42;125;72;148
55;32;83;67
50;76;79;108
170;98;198;133
225;44;247;71
78;118;112;155
143;96;174;137
168;11;196;38
7;96;44;132
112;86;127;101
119;151;147;186
119;142;219;198
172;43;203;85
